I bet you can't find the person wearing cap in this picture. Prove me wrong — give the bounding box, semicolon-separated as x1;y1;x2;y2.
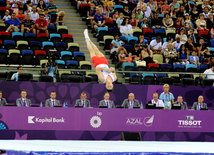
206;13;214;30
184;13;192;32
175;28;187;44
175;15;184;30
141;18;149;29
2;10;11;21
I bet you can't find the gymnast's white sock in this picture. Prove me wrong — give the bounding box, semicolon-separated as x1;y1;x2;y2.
84;29;91;41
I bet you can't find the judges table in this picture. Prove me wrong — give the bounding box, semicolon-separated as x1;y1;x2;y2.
0;107;214;141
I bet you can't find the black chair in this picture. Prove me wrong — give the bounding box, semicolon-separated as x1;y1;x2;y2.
69;46;79;53
133;32;142;38
5;44;15;51
39;75;53;82
44;45;54;52
84;76;92;83
0;72;7;81
174;67;185;72
161;67;172;72
22;53;34;65
88;74;98;83
13;36;24;42
187;68;198;73
171;76;181;85
58;64;65;69
35;54;47;65
18;44;28;52
67;64;78;69
58;29;68;36
149;66;160;71
138;66;147;71
31;44;41;52
156;76;166;85
18;73;33;81
129;75;142;84
156;32;166;39
143;76;155;85
144;32;154;39
51;37;61;44
7;71;16;80
124;66;135;77
160;77;174;85
80;64;91;70
62;55;72;62
56;46;67;53
181;78;195;86
181;74;193;79
75;55;85;63
129;40;136;47
202;79;214;86
167;33;176;40
38;36;49;43
0;53;8;64
26;36;36;42
9;53;20;64
98;31;109;42
61;73;71;82
103;39;113;50
69;75;83;83
63;37;73;44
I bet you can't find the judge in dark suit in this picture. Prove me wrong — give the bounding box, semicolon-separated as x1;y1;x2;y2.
187;28;201;46
75;92;90;107
99;92;115;108
191;95;208;110
16;90;31;107
45;91;60;107
122;93;140;108
0;91;7;106
174;96;188;110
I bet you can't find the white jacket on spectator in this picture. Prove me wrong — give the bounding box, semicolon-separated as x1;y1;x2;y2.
120;24;133;34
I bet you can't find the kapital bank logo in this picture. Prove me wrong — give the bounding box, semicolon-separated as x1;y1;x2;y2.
126;115;154;127
28;116;65;124
90;112;102;128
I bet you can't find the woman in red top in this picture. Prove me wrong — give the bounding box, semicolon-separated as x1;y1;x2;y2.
130;13;139;29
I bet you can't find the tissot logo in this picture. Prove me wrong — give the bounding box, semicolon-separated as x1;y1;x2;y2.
28;116;65;124
126;118;143;125
143;115;154;127
178;115;202;128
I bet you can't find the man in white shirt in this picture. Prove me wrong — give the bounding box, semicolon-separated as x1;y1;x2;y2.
148;92;164;107
150;36;163;55
29;6;39;21
203;64;214;79
45;91;60;107
16;90;31;107
99;92;115;108
173;37;183;52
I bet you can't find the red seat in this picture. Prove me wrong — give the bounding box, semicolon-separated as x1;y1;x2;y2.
148;63;159;69
62;34;73;40
37;33;48;39
105;19;114;23
0;32;10;37
143;29;153;35
0;7;9;11
80;4;90;11
35;50;47;57
0;40;2;44
199;31;209;35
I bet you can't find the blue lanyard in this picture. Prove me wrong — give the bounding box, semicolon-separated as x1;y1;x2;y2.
164;93;170;101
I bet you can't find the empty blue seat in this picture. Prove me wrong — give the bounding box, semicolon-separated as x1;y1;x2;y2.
109;27;119;32
55;60;65;65
22;50;33;56
185;64;196;71
159;14;164;18
173;64;184;70
114;5;123;10
143;73;154;80
98;27;108;35
120;36;126;40
61;51;72;57
73;52;84;58
0;49;7;53
156;73;167;78
30;41;41;46
48;25;55;29
210;39;214;47
4;40;15;45
160;63;171;68
42;41;54;48
123;62;134;71
163;38;167;43
209;47;214;51
66;60;78;66
12;32;23;39
154;29;165;34
55;42;66;47
127;36;138;44
25;33;36;38
50;33;61;39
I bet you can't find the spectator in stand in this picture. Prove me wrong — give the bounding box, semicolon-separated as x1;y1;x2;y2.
162;37;173;52
120;18;133;39
11;66;23;81
178;44;189;65
147;0;158;15
141;44;154;66
162;13;175;30
55;11;65;26
118;47;127;64
21;14;36;34
196;13;209;31
206;13;214;30
198;38;210;57
47;0;58;16
202;0;211;11
159;84;174;110
188;28;200;46
35;14;48;35
2;10;11;21
151;12;166;30
184;13;192;32
76;0;87;11
176;5;186;17
150;36;163;54
130;13;139;29
175;15;184;30
29;6;39;22
136;0;147;13
168;5;176;18
113;10;119;21
130;0;139;8
13;3;19;15
189;51;200;68
44;8;51;24
16;9;26;23
94;0;103;7
101;2;110;19
175;27;187;44
103;0;115;11
135;9;143;21
203;7;210;20
116;12;124;28
118;0;128;5
23;0;33;13
141;18;149;29
129;45;141;60
110;34;125;54
93;7;107;36
211;25;214;39
87;3;96;21
173;37;183;52
190;5;199;27
164;43;178;65
161;0;170;15
37;0;46;13
0;12;20;32
182;0;190;13
123;4;132;18
191;95;207;110
135;34;148;49
203;63;214;79
185;37;196;54
169;0;180;12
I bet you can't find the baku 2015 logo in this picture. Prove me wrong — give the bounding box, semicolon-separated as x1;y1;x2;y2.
0;113;9;130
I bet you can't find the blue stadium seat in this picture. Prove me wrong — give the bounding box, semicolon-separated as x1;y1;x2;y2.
12;32;23;39
114;5;123;10
0;49;7;53
50;33;61;39
188;1;195;5
159;14;164;18
123;62;134;71
66;60;78;67
22;50;33;56
173;64;184;70
120;36;126;40
185;64;197;71
55;60;65;65
47;25;55;29
25;33;36;38
4;40;15;45
97;27;108;35
61;51;72;57
209;47;214;51
127;36;138;44
163;38;167;43
210;39;214;47
151;37;156;40
42;41;54;48
143;73;154;80
156;73;167;78
154;29;165;34
30;41;41;46
55;42;66;47
73;52;84;58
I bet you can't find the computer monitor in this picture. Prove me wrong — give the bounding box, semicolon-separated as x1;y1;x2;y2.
31;104;40;107
171;104;181;110
200;108;208;110
116;106;124;108
145;104;156;109
75;105;83;108
54;105;62;107
4;104;15;106
156;106;164;109
99;106;108;108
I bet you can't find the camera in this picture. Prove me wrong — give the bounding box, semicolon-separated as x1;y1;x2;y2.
48;50;58;66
